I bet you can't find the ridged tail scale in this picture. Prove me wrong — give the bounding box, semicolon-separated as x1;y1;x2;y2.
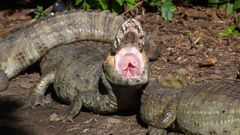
0;11;124;79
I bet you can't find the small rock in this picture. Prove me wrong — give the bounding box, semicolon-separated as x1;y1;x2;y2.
49;113;58;121
106;117;122;124
214;69;221;74
199;57;218;67
176;68;188;75
236;56;240;63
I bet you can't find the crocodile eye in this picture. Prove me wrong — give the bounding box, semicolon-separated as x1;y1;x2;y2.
138;44;143;52
112;38;120;51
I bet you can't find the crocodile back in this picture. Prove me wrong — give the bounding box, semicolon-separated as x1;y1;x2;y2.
177;81;240;135
40;42;111;75
53;44;111;103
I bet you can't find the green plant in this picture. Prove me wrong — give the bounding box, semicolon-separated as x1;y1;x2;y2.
149;0;176;21
219;14;240;38
219;25;240;38
74;0;136;13
75;0;106;10
73;0;176;21
114;0;136;13
34;6;48;19
208;0;240;16
208;0;240;37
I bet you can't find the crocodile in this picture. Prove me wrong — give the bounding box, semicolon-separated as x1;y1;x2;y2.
0;10;124;91
24;18;150;122
0;10;160;91
140;80;240;135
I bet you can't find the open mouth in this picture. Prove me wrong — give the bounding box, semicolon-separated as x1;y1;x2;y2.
115;46;144;78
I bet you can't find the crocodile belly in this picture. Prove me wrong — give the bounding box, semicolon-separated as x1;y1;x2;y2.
177;81;240;135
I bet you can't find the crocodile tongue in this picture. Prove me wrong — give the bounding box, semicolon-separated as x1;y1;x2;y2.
115;46;144;78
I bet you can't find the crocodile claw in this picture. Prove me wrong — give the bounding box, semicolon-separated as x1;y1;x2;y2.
0;70;9;91
49;113;74;122
147;126;167;135
23;92;51;109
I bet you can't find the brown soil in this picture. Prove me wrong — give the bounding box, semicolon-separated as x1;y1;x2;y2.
0;6;239;135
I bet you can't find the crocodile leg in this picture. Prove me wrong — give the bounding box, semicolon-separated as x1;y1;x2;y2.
147;99;177;135
146;97;178;135
158;99;177;128
49;73;118;122
0;70;8;91
145;73;189;134
24;70;56;108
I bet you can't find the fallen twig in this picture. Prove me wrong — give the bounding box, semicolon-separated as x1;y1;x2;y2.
121;0;144;16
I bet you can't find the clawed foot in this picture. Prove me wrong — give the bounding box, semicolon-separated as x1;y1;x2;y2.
0;70;9;91
49;113;74;122
147;126;167;135
23;92;51;109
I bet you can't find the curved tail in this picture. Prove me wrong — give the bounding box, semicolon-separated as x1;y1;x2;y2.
0;11;124;79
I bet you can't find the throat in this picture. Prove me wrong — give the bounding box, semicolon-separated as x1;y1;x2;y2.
122;57;139;78
115;47;144;78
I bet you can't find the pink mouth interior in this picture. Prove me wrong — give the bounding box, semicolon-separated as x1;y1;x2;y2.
115;47;144;78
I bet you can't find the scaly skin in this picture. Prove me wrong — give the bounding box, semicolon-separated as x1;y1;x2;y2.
39;42;112;75
0;10;124;91
141;81;240;135
25;19;150;122
0;10;160;91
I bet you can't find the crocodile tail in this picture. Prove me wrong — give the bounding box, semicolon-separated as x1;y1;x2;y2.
0;10;124;79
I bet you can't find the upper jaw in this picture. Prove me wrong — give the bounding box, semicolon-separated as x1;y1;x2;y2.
112;18;145;53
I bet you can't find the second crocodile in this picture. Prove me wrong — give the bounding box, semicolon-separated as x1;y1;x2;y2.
141;80;240;135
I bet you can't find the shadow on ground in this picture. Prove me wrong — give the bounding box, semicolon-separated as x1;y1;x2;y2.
0;97;33;135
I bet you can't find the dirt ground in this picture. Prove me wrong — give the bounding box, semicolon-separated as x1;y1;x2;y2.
0;5;240;135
